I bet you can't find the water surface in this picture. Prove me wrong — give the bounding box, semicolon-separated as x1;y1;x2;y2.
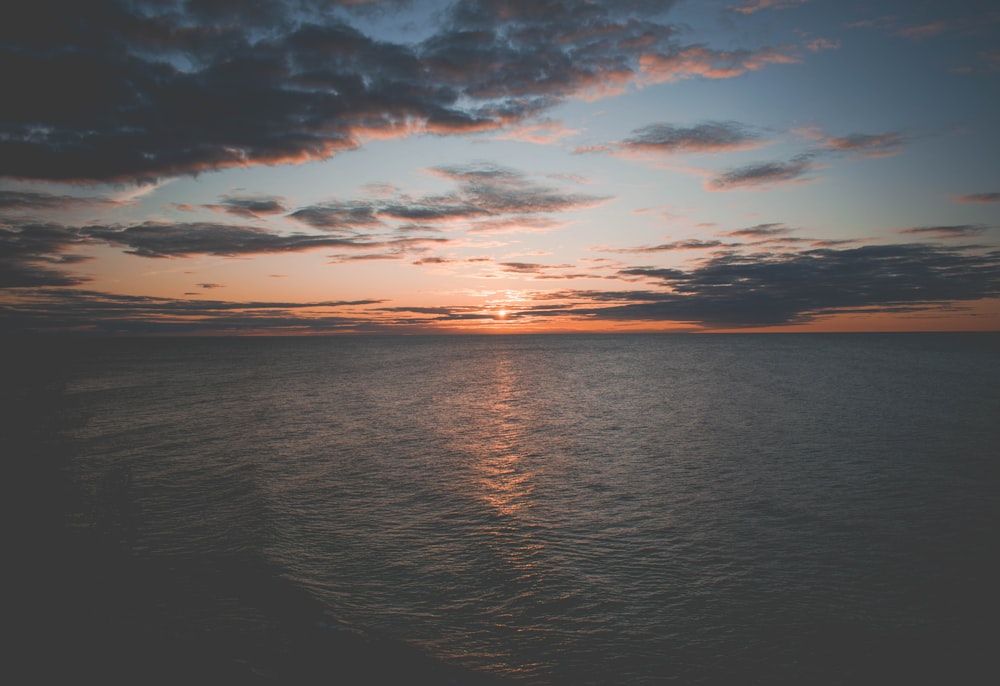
8;333;999;684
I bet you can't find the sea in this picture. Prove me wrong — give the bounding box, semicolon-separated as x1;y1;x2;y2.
5;333;999;685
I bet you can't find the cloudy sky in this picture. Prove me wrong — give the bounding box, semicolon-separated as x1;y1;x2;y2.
2;0;998;334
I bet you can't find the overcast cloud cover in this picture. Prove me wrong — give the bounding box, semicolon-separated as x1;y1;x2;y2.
1;0;998;333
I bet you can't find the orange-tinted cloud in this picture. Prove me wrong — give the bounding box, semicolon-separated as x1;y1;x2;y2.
796;127;910;158
953;192;1000;204
728;0;812;15
894;22;948;40
640;46;799;83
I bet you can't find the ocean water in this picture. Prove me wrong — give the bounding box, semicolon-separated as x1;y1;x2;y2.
7;333;1000;684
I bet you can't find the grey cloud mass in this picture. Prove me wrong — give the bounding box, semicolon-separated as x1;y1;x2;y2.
0;0;720;183
0;223;92;287
606;243;1000;326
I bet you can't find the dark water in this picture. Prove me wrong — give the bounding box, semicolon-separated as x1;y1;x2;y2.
6;333;999;684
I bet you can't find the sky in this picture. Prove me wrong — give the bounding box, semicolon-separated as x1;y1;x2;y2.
2;0;999;335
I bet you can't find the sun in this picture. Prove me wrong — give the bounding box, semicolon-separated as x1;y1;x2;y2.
497;309;509;319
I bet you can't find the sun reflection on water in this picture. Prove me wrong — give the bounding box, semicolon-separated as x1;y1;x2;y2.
472;350;536;519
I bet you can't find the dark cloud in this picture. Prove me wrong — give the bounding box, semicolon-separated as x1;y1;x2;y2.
207;196;288;218
0;190;118;213
79;222;355;258
0;288;387;335
79;221;448;258
289;201;384;229
597;243;1000;327
0;1;815;184
426;0;681;101
954;192;1000;204
0;222;91;287
706;154;817;190
900;224;989;238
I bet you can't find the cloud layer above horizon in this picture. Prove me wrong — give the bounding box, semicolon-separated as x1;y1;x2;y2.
2;0;999;334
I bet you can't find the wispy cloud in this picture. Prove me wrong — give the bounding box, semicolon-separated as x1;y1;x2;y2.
0;164;605;280
79;222;449;259
728;0;812;16
804;38;841;52
292;163;610;233
702;127;907;191
0;190;120;214
640;45;799;83
493;120;582;145
900;225;989;239
580;120;762;157
893;21;949;40
706;154;818;191
851;9;1000;43
203;196;289;219
603;239;727;253
953;192;1000;204
818;132;909;158
724;223;795;238
795;126;911;158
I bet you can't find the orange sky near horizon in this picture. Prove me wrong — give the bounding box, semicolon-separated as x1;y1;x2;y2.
2;0;998;335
